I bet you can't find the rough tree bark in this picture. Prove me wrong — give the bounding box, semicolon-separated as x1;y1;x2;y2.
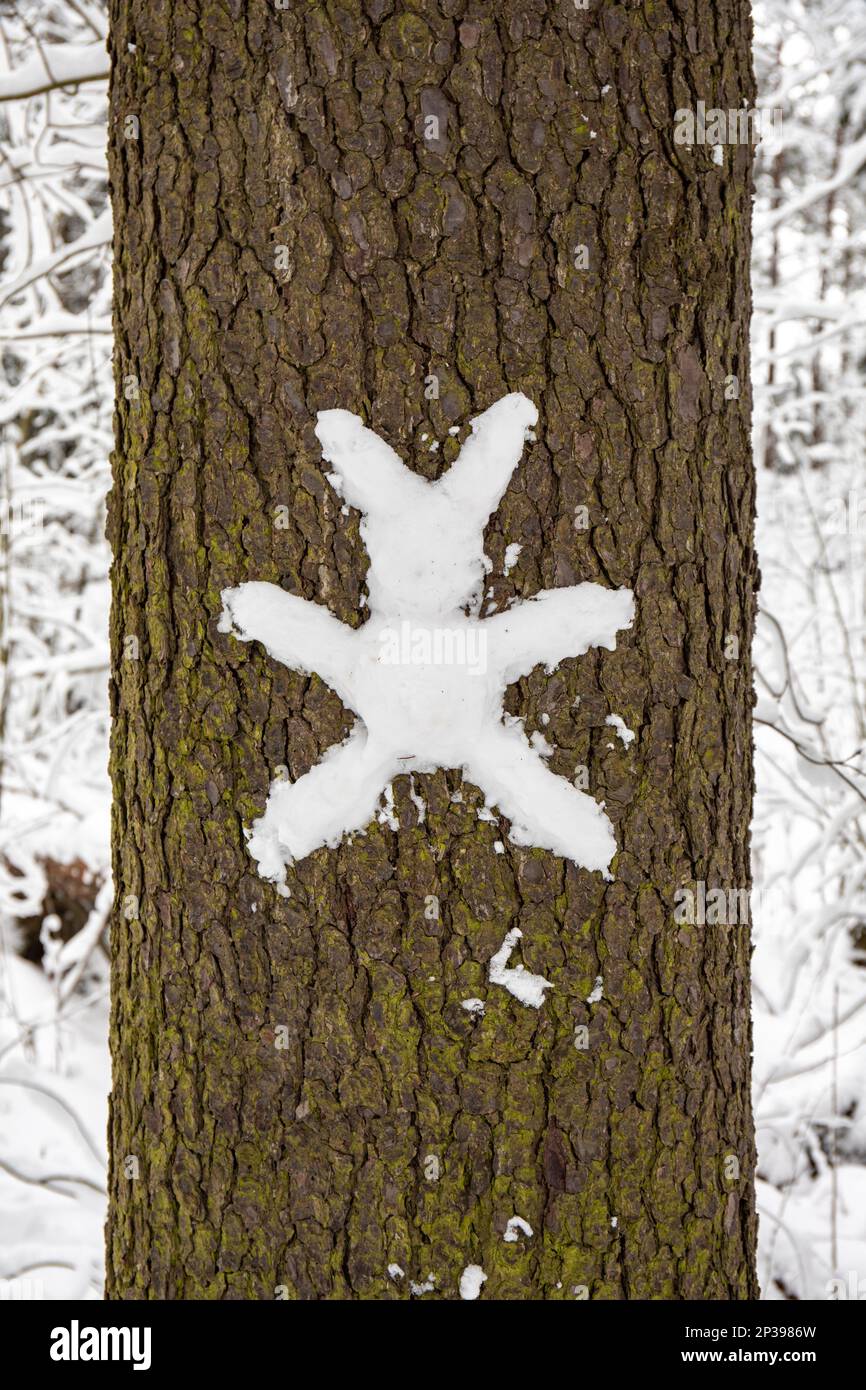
106;0;759;1299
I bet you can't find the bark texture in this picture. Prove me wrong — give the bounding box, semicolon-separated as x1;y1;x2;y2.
106;0;759;1299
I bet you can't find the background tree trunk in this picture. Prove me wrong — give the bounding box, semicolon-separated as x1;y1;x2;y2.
106;0;758;1299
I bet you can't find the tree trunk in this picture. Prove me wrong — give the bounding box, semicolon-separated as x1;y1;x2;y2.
106;0;759;1299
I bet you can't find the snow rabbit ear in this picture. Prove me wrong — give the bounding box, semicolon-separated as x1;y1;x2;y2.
436;393;538;525
315;409;427;519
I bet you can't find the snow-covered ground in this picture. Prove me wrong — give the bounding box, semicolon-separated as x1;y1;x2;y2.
0;950;108;1299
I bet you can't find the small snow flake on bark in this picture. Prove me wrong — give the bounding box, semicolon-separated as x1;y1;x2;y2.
461;997;485;1016
488;927;553;1009
586;975;604;1004
459;1265;487;1300
503;1216;534;1242
410;1273;436;1296
605;713;635;745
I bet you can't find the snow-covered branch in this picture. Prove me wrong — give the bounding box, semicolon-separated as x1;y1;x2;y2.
0;44;108;103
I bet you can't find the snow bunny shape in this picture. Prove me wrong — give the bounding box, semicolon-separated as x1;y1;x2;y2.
220;394;635;890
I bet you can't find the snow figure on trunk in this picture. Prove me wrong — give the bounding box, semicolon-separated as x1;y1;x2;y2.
220;394;634;889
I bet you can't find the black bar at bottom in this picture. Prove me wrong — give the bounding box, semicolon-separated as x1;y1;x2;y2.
0;1295;852;1377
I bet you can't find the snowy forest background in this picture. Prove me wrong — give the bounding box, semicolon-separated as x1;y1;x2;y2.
1;0;865;1300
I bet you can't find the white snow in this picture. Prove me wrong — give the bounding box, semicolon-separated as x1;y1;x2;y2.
504;1216;534;1242
605;713;635;746
221;394;634;886
461;997;486;1016
0;43;108;101
387;1263;404;1280
586;975;604;1004
408;776;427;824
503;542;522;574
0;951;108;1298
410;1273;436;1296
376;781;399;831
459;1264;487;1300
489;928;553;1009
